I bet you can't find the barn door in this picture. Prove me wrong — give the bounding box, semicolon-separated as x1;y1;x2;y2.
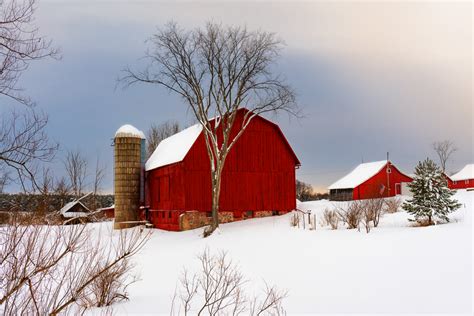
395;183;401;195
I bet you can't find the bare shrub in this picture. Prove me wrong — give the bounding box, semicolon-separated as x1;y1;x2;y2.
0;220;151;314
85;253;137;307
342;199;384;233
290;212;301;227
336;201;362;230
361;204;374;233
171;250;286;316
384;197;402;214
367;198;384;228
322;209;339;230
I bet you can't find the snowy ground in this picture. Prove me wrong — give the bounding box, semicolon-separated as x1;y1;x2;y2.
109;191;472;315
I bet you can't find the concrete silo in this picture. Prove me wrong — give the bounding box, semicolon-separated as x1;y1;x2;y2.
114;124;145;229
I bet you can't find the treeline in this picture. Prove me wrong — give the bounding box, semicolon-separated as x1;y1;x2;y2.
0;193;114;213
296;180;328;201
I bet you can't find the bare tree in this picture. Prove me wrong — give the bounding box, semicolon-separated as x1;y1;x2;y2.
0;0;59;191
0;220;151;314
36;166;53;216
296;180;315;201
0;0;59;105
92;154;106;210
171;249;286;316
0;109;57;191
146;120;180;158
433;140;457;172
0;170;9;193
122;22;298;236
64;149;88;198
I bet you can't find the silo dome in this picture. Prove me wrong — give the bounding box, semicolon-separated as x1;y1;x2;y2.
115;124;145;139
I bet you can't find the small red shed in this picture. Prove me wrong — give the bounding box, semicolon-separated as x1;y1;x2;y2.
144;109;300;231
448;164;474;190
328;160;412;201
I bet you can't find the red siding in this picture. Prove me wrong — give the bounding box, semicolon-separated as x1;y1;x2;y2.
449;178;474;190
146;112;299;230
353;162;412;200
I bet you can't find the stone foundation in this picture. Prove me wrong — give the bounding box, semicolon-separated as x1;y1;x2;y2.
179;211;235;231
255;210;273;217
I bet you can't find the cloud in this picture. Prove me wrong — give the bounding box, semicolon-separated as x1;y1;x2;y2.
4;0;470;192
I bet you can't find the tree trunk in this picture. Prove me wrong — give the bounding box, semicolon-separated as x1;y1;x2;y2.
205;168;222;237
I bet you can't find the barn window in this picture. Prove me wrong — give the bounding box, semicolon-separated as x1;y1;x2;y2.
387;168;392;174
246;211;253;218
206;212;212;218
168;211;172;219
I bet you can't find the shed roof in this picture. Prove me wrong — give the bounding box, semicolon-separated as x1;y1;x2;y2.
450;164;474;181
328;160;389;190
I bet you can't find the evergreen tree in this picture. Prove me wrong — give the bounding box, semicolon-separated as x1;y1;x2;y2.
403;158;461;225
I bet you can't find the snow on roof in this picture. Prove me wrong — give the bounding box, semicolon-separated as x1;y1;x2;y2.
145;124;203;171
328;160;388;190
115;124;145;139
59;201;90;217
450;164;474;181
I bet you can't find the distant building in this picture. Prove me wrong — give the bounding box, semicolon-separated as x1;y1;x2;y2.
60;200;91;223
449;164;474;189
328;160;412;201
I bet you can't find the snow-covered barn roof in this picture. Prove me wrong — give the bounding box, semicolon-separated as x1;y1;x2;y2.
145;109;300;171
450;164;474;181
59;201;90;218
328;160;389;190
145;124;202;171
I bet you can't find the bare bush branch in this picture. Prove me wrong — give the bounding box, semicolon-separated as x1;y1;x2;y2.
384;197;402;214
0;108;58;191
171;249;286;316
322;209;339;230
335;201;362;230
0;220;151;314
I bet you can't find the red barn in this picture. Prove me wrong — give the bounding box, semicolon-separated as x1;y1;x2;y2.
144;110;300;231
328;160;412;201
448;164;474;189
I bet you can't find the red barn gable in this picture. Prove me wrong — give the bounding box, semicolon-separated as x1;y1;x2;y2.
144;110;300;231
328;160;412;201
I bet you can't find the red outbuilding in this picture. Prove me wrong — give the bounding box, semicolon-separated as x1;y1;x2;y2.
448;164;474;190
328;160;412;201
144;109;300;231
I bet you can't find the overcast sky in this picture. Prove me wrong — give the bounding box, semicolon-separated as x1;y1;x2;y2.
3;0;472;193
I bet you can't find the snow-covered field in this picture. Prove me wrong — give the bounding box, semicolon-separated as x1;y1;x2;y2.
111;191;472;315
